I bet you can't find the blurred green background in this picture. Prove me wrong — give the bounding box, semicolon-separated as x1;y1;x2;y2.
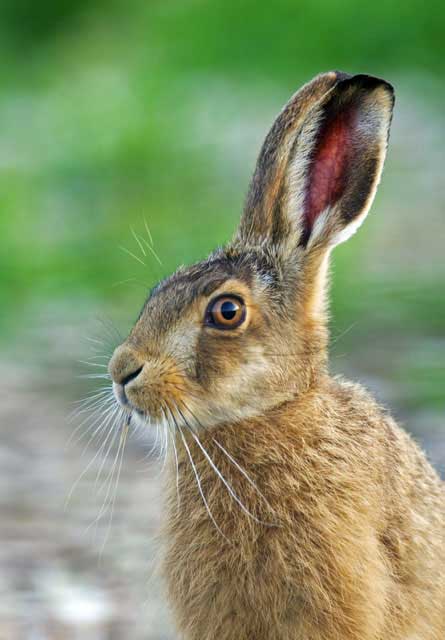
1;0;444;410
0;1;444;638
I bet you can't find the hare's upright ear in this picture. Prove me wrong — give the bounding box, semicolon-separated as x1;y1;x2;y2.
236;72;394;250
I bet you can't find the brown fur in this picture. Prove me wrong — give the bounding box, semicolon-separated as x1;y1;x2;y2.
108;71;445;639
164;384;444;639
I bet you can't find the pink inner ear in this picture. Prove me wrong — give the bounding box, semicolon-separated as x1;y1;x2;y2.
303;106;357;236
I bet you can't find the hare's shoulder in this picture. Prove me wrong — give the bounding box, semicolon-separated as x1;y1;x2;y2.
326;374;391;419
317;375;444;524
325;376;441;480
277;375;432;485
282;374;395;442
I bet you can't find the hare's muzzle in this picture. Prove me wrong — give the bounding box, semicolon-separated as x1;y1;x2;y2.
108;344;193;422
108;345;146;409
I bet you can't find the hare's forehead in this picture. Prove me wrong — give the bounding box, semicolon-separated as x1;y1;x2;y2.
145;264;234;315
137;252;273;327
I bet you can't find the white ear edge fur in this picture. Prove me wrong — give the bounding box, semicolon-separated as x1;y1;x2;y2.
330;204;370;246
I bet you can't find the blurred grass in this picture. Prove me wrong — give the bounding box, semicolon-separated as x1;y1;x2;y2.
0;0;444;411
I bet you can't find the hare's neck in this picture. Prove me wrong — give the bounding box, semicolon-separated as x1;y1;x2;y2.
166;423;270;536
165;399;314;534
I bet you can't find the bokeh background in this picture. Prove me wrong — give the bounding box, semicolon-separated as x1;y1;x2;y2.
1;1;444;638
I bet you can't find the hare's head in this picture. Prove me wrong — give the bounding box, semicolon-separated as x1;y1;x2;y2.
108;72;394;430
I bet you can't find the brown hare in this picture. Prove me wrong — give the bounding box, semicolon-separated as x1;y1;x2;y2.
108;72;445;639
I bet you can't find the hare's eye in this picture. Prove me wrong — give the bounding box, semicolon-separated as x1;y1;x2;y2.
205;295;246;330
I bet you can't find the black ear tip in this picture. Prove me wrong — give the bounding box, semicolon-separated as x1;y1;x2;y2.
335;72;394;97
355;74;394;95
332;70;353;83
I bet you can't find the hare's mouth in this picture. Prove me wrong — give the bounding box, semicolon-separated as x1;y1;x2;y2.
112;381;131;408
112;381;146;416
112;379;182;429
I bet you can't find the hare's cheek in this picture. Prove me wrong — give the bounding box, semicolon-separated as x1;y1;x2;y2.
225;356;269;395
194;338;242;392
210;349;270;402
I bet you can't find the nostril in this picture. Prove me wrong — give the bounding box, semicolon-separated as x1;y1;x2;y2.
108;345;145;387
121;365;144;387
114;382;129;406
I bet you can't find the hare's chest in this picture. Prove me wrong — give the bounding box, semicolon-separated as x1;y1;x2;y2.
162;456;307;639
163;526;305;640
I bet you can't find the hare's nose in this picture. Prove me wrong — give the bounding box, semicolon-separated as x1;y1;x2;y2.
108;345;145;387
120;365;144;386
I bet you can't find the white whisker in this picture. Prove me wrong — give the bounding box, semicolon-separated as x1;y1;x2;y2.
100;420;129;555
180;406;277;527
119;245;147;267
65;406;120;509
67;396;115;444
131;225;147;257
143;216;154;247
212;438;277;516
85;336;107;347
78;373;111;380
96;416;127;500
70;386;111;408
182;421;265;526
88;414;126;538
169;408;229;542
161;410;180;505
77;360;109;369
94;410;126;490
79;403;118;453
139;235;163;266
96;315;123;343
69;388;113;418
159;412;172;474
168;421;180;507
68;396;113;426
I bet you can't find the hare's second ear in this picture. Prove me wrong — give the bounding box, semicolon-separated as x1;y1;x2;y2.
237;72;394;250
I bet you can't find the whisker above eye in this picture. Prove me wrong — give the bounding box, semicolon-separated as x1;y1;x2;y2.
111;277;151;290
119;244;147;267
142;217;154;247
131;225;147;258
140;235;163;267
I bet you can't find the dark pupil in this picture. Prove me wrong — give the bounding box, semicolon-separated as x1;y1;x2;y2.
220;300;238;320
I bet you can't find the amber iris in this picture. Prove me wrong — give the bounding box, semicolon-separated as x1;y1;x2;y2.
206;295;246;329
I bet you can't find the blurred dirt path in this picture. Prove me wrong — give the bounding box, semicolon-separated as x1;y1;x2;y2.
0;365;175;640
